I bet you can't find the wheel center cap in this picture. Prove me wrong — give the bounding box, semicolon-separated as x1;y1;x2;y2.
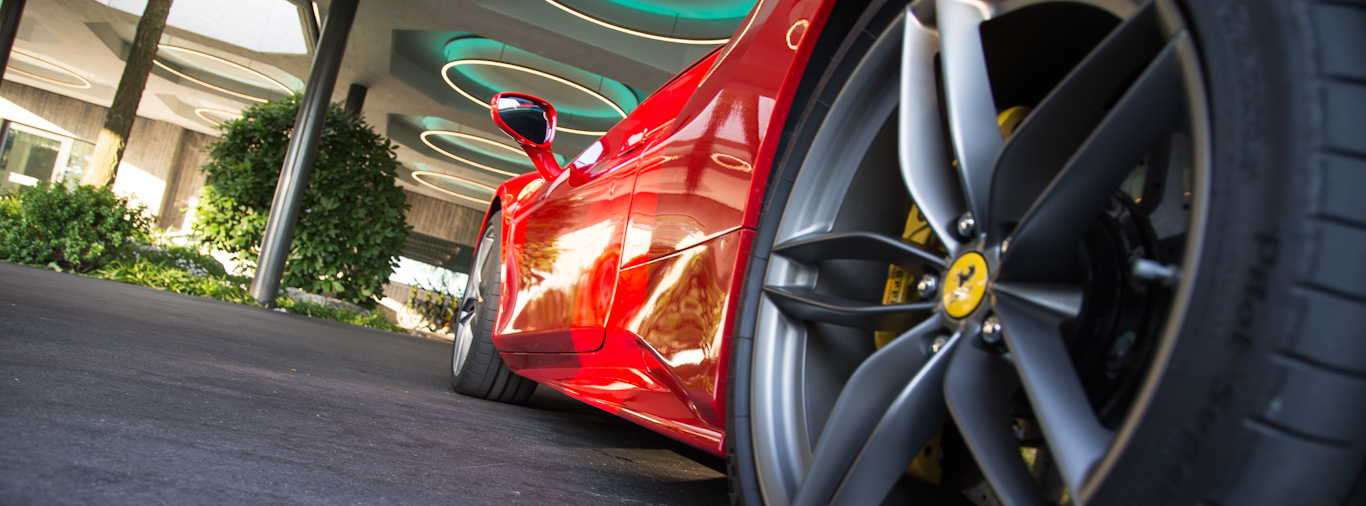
943;252;988;319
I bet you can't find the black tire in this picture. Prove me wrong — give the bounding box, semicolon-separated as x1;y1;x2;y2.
727;0;1366;505
450;212;536;404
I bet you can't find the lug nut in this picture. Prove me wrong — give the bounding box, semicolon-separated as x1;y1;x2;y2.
957;213;976;238
981;315;1002;344
931;335;949;353
916;273;938;299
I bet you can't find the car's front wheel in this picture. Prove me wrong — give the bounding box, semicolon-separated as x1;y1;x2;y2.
727;0;1366;504
451;211;536;404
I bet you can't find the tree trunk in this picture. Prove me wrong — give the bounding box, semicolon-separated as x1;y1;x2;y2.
82;0;173;187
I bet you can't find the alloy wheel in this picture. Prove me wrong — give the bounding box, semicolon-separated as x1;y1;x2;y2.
452;226;496;377
751;0;1209;504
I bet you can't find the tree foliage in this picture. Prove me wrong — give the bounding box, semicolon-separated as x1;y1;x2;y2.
0;182;153;272
193;95;410;308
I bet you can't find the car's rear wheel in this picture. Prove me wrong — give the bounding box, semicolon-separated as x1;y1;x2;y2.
727;0;1366;504
451;211;536;404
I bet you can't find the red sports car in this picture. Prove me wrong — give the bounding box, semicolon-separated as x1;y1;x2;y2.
450;0;1366;504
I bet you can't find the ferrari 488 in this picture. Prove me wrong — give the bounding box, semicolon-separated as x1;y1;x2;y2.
451;0;1366;504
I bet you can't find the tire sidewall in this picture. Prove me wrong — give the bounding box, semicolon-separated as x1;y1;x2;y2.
1091;0;1322;503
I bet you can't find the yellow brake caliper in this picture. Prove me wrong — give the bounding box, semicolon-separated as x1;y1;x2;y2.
883;105;1032;485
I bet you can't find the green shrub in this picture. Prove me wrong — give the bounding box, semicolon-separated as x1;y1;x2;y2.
0;182;153;272
93;259;256;305
193;95;410;309
275;296;404;333
0;195;17;251
91;258;402;332
128;243;230;278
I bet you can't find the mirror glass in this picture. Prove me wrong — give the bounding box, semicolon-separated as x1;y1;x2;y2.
495;96;551;145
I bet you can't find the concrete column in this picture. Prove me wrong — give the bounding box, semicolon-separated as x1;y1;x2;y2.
249;0;359;307
344;83;366;117
295;2;318;53
0;0;28;85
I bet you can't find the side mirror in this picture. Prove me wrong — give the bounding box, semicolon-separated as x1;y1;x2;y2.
490;92;563;181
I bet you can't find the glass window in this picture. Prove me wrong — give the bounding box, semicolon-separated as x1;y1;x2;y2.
2;129;60;192
60;140;95;185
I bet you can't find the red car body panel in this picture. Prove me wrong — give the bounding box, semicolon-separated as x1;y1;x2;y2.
486;0;834;455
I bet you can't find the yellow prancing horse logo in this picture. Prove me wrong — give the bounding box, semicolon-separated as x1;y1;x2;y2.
943;252;988;319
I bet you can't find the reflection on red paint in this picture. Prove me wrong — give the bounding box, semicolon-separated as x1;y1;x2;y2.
507;230;752;454
787;19;810;49
496;170;630;352
711;152;753;172
613;231;744;428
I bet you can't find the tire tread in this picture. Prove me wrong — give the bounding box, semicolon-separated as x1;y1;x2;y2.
1219;1;1366;504
1310;2;1366;83
451;213;536;405
1316;154;1366;228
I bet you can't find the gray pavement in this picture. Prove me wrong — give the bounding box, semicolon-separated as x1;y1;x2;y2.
0;262;727;505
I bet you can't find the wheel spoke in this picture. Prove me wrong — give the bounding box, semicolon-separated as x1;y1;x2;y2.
454;232;495;375
791;318;948;506
899;7;966;252
985;1;1166;240
825;332;960;505
944;337;1044;506
763;286;936;330
991;282;1084;321
469;234;494;299
453;320;474;373
994;286;1114;494
936;0;1003;225
1000;35;1189;278
773;231;948;270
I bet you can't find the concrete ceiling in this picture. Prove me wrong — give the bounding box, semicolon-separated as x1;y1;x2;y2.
5;0;753;209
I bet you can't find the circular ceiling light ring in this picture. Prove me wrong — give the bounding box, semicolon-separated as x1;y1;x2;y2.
554;125;612;136
420;130;524;178
412;170;495;204
194;108;243;126
7;50;92;89
440;59;624;135
158;45;295;94
544;0;730;45
442;59;625;119
154;60;266;103
423;129;524;157
154;45;295;102
414;170;497;193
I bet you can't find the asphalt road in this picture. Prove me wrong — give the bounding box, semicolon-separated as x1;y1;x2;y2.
0;262;728;505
